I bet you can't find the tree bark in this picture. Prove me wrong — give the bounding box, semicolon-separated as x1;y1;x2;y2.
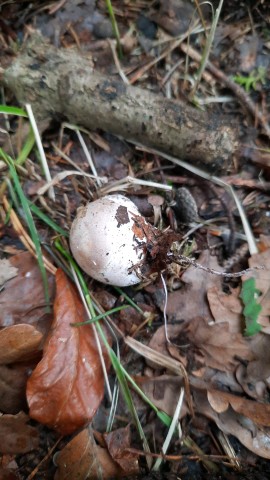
2;34;239;174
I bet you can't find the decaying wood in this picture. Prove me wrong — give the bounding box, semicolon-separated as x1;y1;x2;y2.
2;35;240;173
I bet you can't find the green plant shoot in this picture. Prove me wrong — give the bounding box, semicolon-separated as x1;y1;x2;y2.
233;67;266;93
240;277;262;336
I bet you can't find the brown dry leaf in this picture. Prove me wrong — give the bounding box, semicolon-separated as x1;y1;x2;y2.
194;390;270;459
207;389;270;426
0;364;30;414
148;317;252;373
104;425;139;474
186;317;253;371
165;251;223;322
236;333;270;401
0;467;21;480
141;374;188;418
207;286;243;333
0;258;18;286
0;252;55;328
248;333;270;381
0;412;39;454
0;324;43;364
27;269;108;435
54;428;124;480
150;0;197;36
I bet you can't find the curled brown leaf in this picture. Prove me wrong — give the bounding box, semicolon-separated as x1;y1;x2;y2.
27;269;108;435
0;324;43;364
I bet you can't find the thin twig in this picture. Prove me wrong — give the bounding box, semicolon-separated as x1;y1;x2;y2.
168;253;264;277
108;39;129;84
128;22;202;85
26;436;63;480
181;42;270;138
36;170;107;196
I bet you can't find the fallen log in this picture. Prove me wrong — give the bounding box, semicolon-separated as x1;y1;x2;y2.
2;34;239;173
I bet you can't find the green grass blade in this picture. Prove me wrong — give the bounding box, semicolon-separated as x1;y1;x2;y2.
0;130;36;199
240;277;262;336
29;202;69;237
120;364;171;428
114;286;144;315
1;149;50;311
16;129;36;166
105;0;123;59
0;105;28;117
72;305;130;325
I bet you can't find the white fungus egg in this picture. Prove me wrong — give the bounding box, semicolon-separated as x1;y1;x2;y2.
70;194;148;286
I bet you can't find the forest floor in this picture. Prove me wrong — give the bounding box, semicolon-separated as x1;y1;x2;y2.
0;1;270;479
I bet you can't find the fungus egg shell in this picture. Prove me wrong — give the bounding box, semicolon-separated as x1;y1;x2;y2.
70;194;146;286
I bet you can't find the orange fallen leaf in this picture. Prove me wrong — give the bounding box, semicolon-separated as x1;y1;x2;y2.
54;428;124;480
27;269;108;435
104;425;139;474
207;389;270;426
0;324;43;364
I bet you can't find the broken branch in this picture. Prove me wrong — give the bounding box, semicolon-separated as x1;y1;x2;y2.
2;34;240;173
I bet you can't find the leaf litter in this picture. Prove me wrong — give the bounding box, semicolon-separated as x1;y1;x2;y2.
54;427;126;480
1;0;270;477
1;205;270;475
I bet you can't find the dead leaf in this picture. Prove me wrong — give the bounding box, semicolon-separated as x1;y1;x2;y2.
194;390;270;459
208;389;270;426
141;374;188;418
54;428;124;480
0;259;18;286
0;252;54;328
0;467;21;480
0;364;30;414
185;317;253;371
236;363;267;401
236;333;270;401
148;316;252;373
164;251;223;323
0;412;39;454
104;425;139;474
150;0;197;36
207;286;243;333
0;324;43;364
27;269;108;435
